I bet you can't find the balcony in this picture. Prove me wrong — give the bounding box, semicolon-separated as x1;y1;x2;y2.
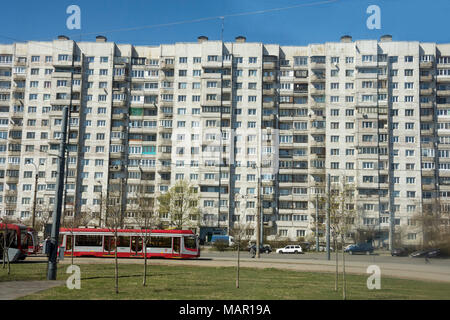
113;75;128;82
309;62;325;69
160;61;174;69
263;75;276;82
309;87;325;95
263;62;277;69
12;72;26;80
262;101;275;108
420;101;433;108
112;100;128;107
14;58;26;67
263;88;276;96
437;75;450;83
310;74;325;82
437;89;450;96
420;61;434;69
420;75;434;82
421;88;434;96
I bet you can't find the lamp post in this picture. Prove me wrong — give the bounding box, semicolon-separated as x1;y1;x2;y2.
47;105;69;280
25;160;39;230
251;163;262;259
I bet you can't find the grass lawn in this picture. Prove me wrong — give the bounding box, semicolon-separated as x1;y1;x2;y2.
1;261;449;300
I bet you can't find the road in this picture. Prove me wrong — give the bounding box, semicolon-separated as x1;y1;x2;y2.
203;250;450;267
26;250;450;284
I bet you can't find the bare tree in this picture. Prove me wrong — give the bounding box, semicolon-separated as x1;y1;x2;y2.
105;182;125;294
328;178;356;299
157;180;200;230
414;203;450;251
229;195;253;289
1;217;17;275
131;184;157;286
34;202;53;235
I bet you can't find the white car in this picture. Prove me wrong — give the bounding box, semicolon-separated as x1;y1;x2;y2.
276;245;303;254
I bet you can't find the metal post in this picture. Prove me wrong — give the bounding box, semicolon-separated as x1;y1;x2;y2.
47;105;68;280
99;191;103;228
256;173;261;259
31;172;38;229
389;210;395;251
316;194;319;252
326;174;331;261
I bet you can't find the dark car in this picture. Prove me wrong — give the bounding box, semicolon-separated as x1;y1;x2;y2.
391;247;409;257
410;248;441;258
248;244;272;254
344;243;374;255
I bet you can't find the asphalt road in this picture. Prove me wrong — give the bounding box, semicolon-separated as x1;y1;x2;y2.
202;250;450;267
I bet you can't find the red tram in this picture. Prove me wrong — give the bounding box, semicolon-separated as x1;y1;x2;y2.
59;228;200;259
0;223;30;262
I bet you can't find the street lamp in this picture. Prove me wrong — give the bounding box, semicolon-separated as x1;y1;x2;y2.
251;163;262;259
25;159;39;230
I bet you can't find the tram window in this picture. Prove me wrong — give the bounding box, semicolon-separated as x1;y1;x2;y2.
7;231;17;248
66;235;73;250
117;236;131;248
21;231;28;247
0;232;4;255
147;236;171;248
75;235;102;247
0;230;17;248
184;236;197;249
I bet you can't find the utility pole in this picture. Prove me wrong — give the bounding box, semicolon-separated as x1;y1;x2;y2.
256;170;261;259
326;174;331;261
316;194;319;252
251;163;261;259
32;171;38;229
47;105;68;280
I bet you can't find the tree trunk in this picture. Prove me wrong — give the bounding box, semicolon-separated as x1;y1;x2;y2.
115;233;119;294
2;226;6;269
334;237;338;291
342;235;346;300
71;233;74;266
236;237;240;289
143;235;147;286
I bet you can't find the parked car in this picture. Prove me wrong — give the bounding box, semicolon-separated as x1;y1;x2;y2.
318;245;334;252
391;247;409;257
300;242;311;251
344;243;374;255
210;235;234;246
410;248;441;258
276;245;303;254
248;244;272;254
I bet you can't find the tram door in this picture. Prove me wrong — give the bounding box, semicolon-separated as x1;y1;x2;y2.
131;237;143;256
104;236;116;255
172;237;181;256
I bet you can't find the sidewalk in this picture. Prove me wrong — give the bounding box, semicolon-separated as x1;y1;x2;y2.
0;280;64;300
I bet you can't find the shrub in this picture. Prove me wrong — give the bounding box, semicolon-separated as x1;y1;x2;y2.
212;240;229;252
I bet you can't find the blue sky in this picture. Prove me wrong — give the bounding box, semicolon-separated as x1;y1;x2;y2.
1;0;450;45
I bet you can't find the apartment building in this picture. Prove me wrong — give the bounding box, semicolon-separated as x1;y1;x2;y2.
0;34;449;246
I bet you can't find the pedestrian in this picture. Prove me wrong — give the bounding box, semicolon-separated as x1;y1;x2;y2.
250;247;256;258
425;255;430;264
